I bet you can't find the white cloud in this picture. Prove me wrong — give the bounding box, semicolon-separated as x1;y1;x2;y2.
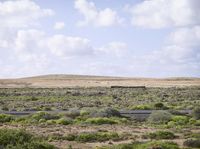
54;22;65;30
47;35;94;57
97;42;128;57
74;0;123;27
159;26;200;63
14;29;45;53
127;0;200;28
0;0;54;28
139;26;200;76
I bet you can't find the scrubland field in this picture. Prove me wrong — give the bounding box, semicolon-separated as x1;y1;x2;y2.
0;75;200;149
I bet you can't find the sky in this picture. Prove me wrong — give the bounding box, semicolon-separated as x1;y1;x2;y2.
0;0;200;78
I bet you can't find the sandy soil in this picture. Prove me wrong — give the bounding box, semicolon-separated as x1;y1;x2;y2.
1;124;199;149
0;74;200;88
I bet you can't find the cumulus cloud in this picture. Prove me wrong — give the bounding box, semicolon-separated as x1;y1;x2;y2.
0;0;54;28
134;26;200;77
127;0;200;28
54;22;65;30
47;35;94;57
97;42;128;57
74;0;123;27
158;26;200;63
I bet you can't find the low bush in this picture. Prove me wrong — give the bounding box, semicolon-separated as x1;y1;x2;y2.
0;114;13;123
77;132;119;142
65;132;120;142
98;141;180;149
84;117;127;125
90;108;121;118
148;111;172;124
192;107;200;120
183;139;200;148
56;118;72;125
31;112;60;121
131;105;152;110
171;116;189;125
65;109;80;119
154;102;168;110
0;128;56;149
144;131;176;140
141;141;179;149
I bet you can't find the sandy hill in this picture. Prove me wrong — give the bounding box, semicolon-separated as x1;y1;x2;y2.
0;74;199;88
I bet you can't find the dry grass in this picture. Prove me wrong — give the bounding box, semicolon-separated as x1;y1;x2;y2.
1;124;199;149
0;74;200;88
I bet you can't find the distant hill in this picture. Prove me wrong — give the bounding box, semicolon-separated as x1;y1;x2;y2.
0;74;199;88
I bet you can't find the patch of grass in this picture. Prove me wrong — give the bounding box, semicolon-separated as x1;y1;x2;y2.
131;104;152;110
56;118;72;125
90;108;121;118
192;107;200;120
0;128;56;149
148;110;172;124
77;132;119;142
65;132;120;142
171;116;189;125
143;131;176;140
84;117;128;125
0;114;13;123
183;139;200;148
98;141;180;149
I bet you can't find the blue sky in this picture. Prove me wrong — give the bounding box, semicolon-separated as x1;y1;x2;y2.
0;0;199;78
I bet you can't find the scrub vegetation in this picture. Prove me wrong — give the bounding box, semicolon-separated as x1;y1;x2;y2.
0;86;200;148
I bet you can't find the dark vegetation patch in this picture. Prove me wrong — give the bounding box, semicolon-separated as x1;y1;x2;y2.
98;141;180;149
183;139;200;148
142;131;176;140
0;87;200;111
49;132;121;143
0;128;56;149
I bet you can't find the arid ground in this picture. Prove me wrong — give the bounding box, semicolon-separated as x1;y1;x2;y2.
0;75;200;149
0;75;200;88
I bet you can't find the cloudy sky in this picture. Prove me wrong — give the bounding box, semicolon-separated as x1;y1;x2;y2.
0;0;200;78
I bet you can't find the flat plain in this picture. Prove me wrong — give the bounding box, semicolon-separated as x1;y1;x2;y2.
0;75;200;149
0;75;200;88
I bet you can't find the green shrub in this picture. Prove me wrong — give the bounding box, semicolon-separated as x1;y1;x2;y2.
80;110;90;116
56;118;72;125
171;116;189;125
144;131;176;140
31;112;60;121
131;105;152;110
65;132;119;143
1;106;9;111
184;132;200;139
65;134;76;141
154;102;166;109
98;141;180;149
189;118;197;125
192;107;200;120
141;141;179;149
0;114;13;123
46;120;57;125
90;108;121;118
76;132;119;142
183;139;200;148
85;117;128;125
194;120;200;126
148;111;172;124
65;109;80;119
0;128;56;149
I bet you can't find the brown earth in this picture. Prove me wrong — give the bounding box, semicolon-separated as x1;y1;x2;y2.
0;74;200;88
1;124;198;149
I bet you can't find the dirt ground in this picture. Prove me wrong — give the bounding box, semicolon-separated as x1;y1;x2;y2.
0;75;200;88
1;124;198;149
